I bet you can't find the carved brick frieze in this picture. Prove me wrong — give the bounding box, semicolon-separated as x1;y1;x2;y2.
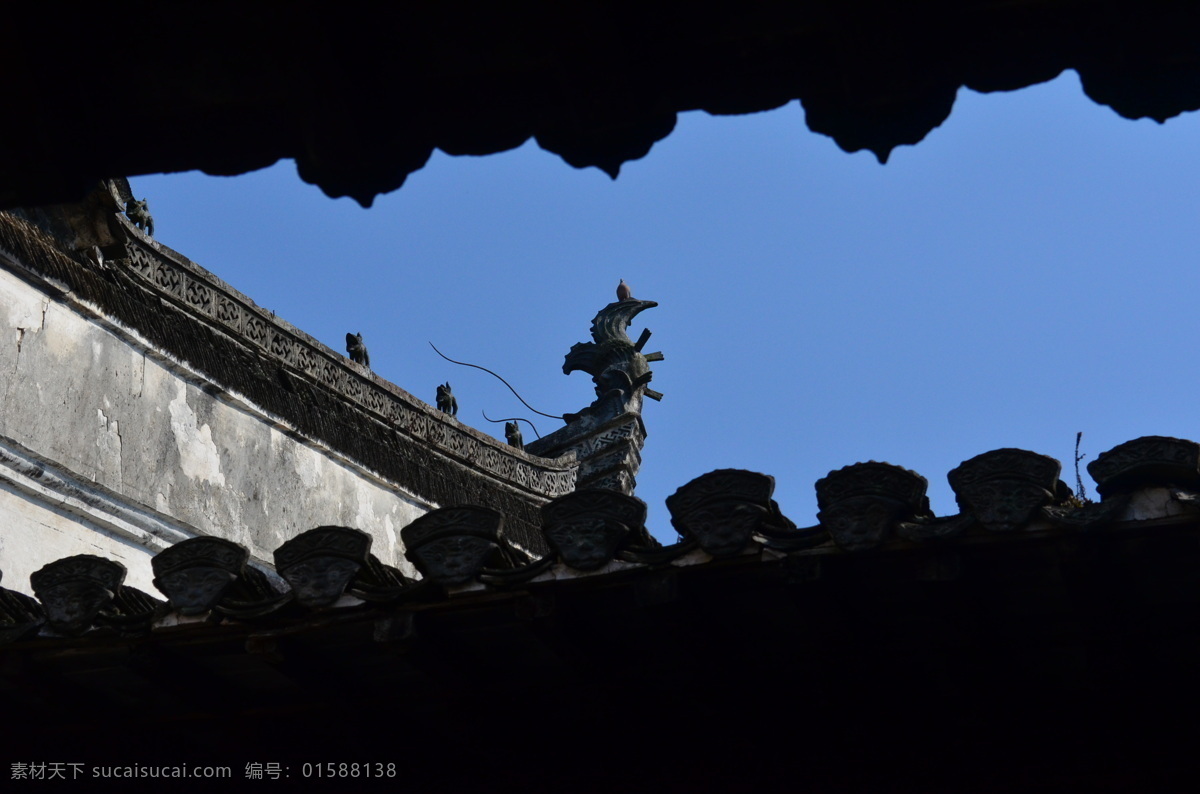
216;294;242;329
118;235;575;501
364;386;385;415
154;261;183;296
30;555;126;636
345;376;365;404
127;242;154;278
539;415;644;495
152;537;249;616
542;490;654;570
948;449;1062;532
295;342;317;375
816;462;930;552
270;330;291;360
401;506;517;586
578;445;642;482
582;470;636;494
579;422;642;459
244;315;269;347
275;526;372;608
185;279;212;313
1088;436;1200;497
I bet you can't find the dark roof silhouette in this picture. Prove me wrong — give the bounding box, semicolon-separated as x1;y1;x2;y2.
5;438;1200;790
4;2;1200;208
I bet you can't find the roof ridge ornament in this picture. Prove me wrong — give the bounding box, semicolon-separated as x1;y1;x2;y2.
1088;436;1200;497
275;526;373;608
402;506;528;587
948;448;1066;533
541;489;657;571
525;286;666;494
30;555;127;637
668;469;798;558
152;536;249;616
815;462;931;552
564;295;664;406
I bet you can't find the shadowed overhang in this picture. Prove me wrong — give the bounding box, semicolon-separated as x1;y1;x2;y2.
3;1;1199;208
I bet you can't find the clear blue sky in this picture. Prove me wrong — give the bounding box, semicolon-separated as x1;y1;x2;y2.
131;71;1200;542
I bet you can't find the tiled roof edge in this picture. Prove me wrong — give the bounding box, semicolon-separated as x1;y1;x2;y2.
0;211;576;550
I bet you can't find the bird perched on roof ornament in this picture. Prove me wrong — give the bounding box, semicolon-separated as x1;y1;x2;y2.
617;279;633;301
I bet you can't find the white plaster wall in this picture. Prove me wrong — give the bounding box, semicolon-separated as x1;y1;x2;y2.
0;480;163;597
0;267;428;589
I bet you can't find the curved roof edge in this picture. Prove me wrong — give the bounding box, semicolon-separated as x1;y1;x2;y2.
0;190;576;549
3;2;1199;207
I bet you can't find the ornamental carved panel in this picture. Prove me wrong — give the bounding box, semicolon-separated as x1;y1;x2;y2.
244;316;268;347
118;236;577;501
154;264;183;295
270;331;292;360
216;296;242;330
128;245;154;278
184;279;213;314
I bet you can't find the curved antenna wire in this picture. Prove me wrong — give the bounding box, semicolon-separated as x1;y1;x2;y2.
481;410;542;440
429;342;561;420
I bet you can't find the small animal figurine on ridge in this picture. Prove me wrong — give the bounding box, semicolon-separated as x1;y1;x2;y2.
436;382;458;416
505;421;524;451
346;332;370;369
617;279;633;301
125;198;154;236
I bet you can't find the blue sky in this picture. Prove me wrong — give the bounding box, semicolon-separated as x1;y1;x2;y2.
131;71;1200;541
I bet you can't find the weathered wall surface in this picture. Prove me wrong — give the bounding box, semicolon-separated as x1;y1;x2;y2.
0;469;168;598
0;266;429;592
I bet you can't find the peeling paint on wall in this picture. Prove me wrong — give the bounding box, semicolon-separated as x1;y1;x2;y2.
96;408;122;489
168;384;226;487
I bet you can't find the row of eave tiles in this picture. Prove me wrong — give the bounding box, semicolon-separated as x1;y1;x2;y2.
2;434;1198;642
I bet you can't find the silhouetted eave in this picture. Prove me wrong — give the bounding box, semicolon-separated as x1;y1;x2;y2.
3;1;1199;208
